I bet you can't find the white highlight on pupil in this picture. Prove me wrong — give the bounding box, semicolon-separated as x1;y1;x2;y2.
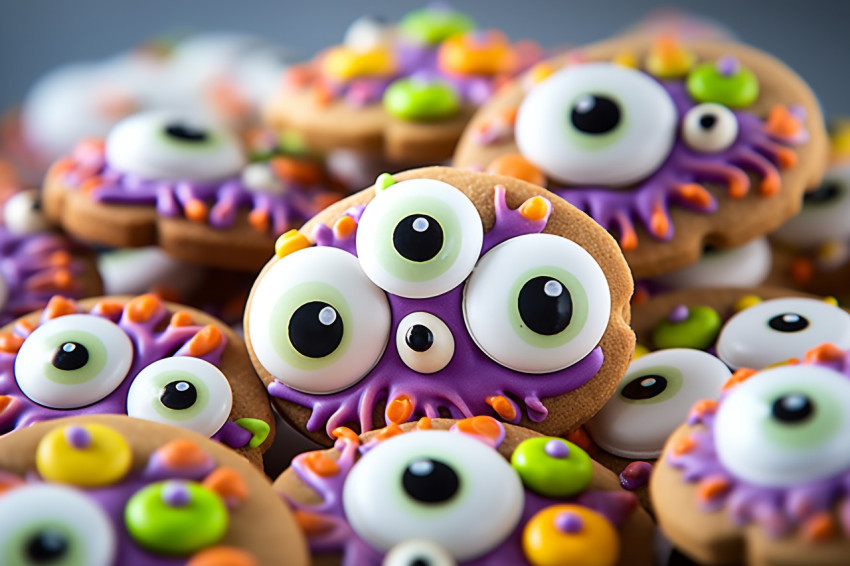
575;95;595;113
412;217;429;233
544;280;563;297
62;343;76;353
784;314;801;323
781;394;807;412
641;377;657;388
409;460;434;476
319;306;337;326
176;382;190;392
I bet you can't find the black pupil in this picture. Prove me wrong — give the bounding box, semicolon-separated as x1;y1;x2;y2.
571;94;621;134
412;560;430;566
699;114;717;130
289;301;344;358
392;214;443;263
518;276;572;335
405;324;434;353
768;313;809;333
51;342;89;371
160;381;197;410
804;180;841;205
402;458;459;504
165;123;208;143
622;374;668;400
26;530;68;563
772;393;813;423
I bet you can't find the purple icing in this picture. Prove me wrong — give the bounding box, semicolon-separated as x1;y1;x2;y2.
544;439;570;459
162;481;192;507
716;55;740;77
554;510;584;533
619;461;654;491
668;304;689;323
65;425;92;449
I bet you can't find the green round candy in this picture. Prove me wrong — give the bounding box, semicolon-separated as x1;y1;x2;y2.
125;481;228;555
383;79;460;122
399;6;475;45
652;305;722;350
511;437;593;498
686;61;760;108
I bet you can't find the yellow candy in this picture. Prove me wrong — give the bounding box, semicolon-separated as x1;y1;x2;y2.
830;120;850;161
633;344;650;359
824;296;839;307
322;46;396;81
275;229;310;258
645;36;696;79
733;294;762;312
523;505;619;566
612;51;638;69
527;63;556;85
438;31;514;76
36;424;132;487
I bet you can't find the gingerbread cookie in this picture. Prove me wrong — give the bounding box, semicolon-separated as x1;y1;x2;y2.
264;5;544;164
275;416;654;566
43;110;342;270
0;294;274;466
454;34;827;278
0;414;308;565
244;166;634;445
651;343;850;565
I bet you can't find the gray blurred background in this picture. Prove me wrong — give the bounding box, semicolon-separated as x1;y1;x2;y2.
1;0;848;115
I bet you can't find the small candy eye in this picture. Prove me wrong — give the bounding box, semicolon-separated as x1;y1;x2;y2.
0;484;116;566
344;15;393;51
653;238;771;289
586;349;730;459
126;357;233;437
772;167;850;247
714;365;850;486
15;314;133;409
395;312;455;374
383;539;456;566
4;190;50;235
105;109;245;182
515;62;677;187
355;179;483;299
716;298;850;370
343;430;524;561
681;102;738;153
248;246;391;394
463;233;610;373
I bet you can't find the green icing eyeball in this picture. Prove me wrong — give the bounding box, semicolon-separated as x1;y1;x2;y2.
383;79;460;122
652;305;722;350
686;57;759;108
511;437;593;498
125;481;228;555
399;6;475;45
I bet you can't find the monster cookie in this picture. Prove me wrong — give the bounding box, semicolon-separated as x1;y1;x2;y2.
0;414;309;565
275;417;654;565
651;344;850;565
264;5;544;164
244;166;634;444
43;110;342;270
0;294;274;466
454;34;827;278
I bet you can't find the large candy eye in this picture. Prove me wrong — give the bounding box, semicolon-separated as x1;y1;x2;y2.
248;246;391;394
586;349;730;459
126;357;233;437
653;237;771;289
681;102;738;153
15;314;133;409
515;62;677;187
772;166;850;247
356;179;483;299
395;312;455;374
716;298;850;370
4;190;50;235
0;484;116;566
463;233;610;373
383;540;456;566
343;430;523;561
714;365;850;486
105;109;245;182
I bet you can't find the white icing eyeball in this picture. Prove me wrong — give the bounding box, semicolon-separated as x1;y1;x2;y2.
715;364;850;487
515;62;677;187
772;165;850;248
681;103;739;153
384;539;456;566
97;247;205;297
586;348;730;459
344;15;394;51
3;190;50;235
716;297;850;370
463;233;610;373
343;430;523;561
396;312;455;374
652;237;772;290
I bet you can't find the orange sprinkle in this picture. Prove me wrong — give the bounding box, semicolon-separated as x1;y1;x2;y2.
518;196;549;222
50;157;75;176
618;222;638;251
126;294;162;323
675;183;714;209
294;510;337;536
187;546;258;566
803;343;844;363
52;269;73;290
415;417;432;430
499;106;519;125
0;334;22;354
803;513;837;542
203;467;248;503
312;83;333;107
79;176;104;196
158;439;209;469
331;427;361;445
766;105;802;138
0;395;12;414
454;416;502;442
314;193;342;210
727;173;749;199
270;157;323;186
373;423;404;443
184;199;208;223
187;325;223;357
0;473;22;496
631;286;650;307
303;452;340;477
760;171;781;196
248;209;269;233
565;427;596;455
774;147;798;168
15;320;34;336
649;203;670;238
44;296;78;320
386;395;414;424
93;301;124;318
333;215;357;239
789;256;814;286
485;395;517;421
170;311;194;327
486;154;546;186
47;250;71;267
670;434;696;456
690;399;718;417
286;65;315;89
722;368;758;391
275;230;311;259
697;476;731;502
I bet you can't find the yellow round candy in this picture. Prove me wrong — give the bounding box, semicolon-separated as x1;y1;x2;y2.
523;505;619;566
733;294;762;312
36;424;132;487
322;46;396;81
633;344;650;359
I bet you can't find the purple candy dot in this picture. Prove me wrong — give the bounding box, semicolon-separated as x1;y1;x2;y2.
64;426;92;450
162;481;192;508
555;511;584;534
668;304;689;323
716;55;740;77
544;439;570;459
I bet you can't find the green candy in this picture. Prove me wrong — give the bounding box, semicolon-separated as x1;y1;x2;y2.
511;437;593;498
686;58;760;108
652;305;722;350
125;481;228;555
375;172;397;192
383;79;460;122
399;6;474;45
236;417;271;449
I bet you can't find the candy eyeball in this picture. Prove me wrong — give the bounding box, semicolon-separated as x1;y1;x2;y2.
105;109;246;182
395;312;455;374
681;102;739;153
344;15;394;51
463;233;610;373
343;430;524;561
716;297;850;370
515;62;677;187
585;349;730;459
383;539;456;566
652;238;771;290
4;190;50;235
248;245;391;394
772;165;850;248
715;364;850;486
